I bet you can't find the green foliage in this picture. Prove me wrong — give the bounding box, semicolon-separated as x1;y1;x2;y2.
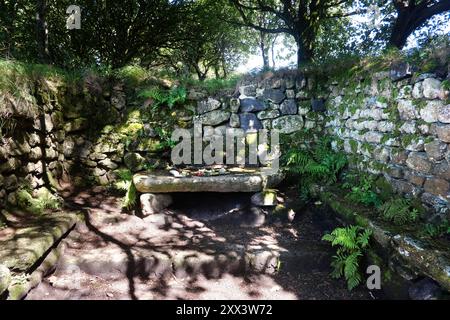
181;75;241;95
138;86;187;111
322;225;372;291
282;137;347;199
113;169;137;210
422;220;450;238
345;175;382;207
154;127;177;150
443;80;450;91
16;187;62;215
113;65;151;86
378;198;420;225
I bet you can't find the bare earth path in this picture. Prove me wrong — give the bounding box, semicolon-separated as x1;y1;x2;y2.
26;187;375;300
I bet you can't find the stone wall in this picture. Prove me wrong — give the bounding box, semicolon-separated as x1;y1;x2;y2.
1;61;449;217
0;74;170;208
188;66;450;216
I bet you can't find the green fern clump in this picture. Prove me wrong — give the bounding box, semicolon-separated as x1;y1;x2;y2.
378;198;420;225
138;86;186;110
113;169;137;210
283;137;347;199
322;226;372;290
422;219;450;238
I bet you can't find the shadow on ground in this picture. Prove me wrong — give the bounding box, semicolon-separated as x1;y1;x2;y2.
25;186;374;300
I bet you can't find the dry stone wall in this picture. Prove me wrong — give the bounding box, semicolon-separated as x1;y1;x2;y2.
1;62;449;217
0;76;162;207
190;67;450;216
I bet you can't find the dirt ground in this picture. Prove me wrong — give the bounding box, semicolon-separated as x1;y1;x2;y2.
25;187;377;300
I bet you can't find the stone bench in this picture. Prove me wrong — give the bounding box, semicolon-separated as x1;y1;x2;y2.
133;169;284;216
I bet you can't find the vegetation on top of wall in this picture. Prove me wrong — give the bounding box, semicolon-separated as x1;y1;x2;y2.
180;75;241;95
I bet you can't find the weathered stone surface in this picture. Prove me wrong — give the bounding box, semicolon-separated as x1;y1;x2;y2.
409;278;442;300
424;140;447;162
311;99;326;112
422;78;442;99
64;118;87;132
94;167;106;177
390;62;413;81
28;133;42;147
377;121;395;132
438;104;450;123
424;178;449;198
239;113;263;132
272;115;304;134
257;109;280;120
398;99;418;120
420;100;442;123
364;131;383;144
435;124;450;143
229;113;240;128
124;152;145;172
140;193;173;216
280;99;297;115
33;114;54;132
239;98;267;113
400;122;417;134
188;89;207;100
390;179;417;195
197;98;221;114
4;175;18;190
286;89;295;99
251;190;278;207
405;138;425;152
412;82;423;99
262;88;285;104
404;170;425;186
0;264;11;295
0;158;21;173
99;158;119;170
197;110;230;126
133;171;281;193
406;152;432;174
0;212;77;272
229;98;240;113
239;85;256;97
433;161;450;180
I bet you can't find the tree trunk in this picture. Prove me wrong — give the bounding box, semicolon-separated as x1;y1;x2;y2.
260;32;270;70
270;35;277;69
296;38;313;67
388;1;450;49
36;0;50;63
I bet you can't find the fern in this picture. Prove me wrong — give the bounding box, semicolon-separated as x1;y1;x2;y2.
138;86;186;110
322;225;372;291
282;136;347;199
422;220;450;238
378;198;420;225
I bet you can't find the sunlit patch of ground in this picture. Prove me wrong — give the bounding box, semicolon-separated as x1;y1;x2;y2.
26;187;374;300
